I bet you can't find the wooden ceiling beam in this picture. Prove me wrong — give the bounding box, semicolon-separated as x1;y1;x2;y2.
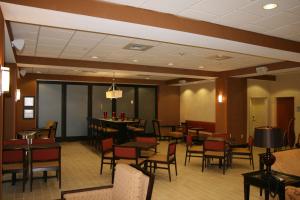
2;0;300;53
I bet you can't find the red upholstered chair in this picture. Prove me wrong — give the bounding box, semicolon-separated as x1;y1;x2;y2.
202;138;230;174
30;138;61;191
2;139;27;192
100;137;114;174
184;135;203;166
231;136;254;169
147;142;177;182
112;146;145;183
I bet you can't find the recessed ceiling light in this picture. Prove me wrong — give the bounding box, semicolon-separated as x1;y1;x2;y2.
36;71;41;74
198;66;204;69
91;56;98;59
168;62;174;66
263;3;277;10
73;69;81;72
145;77;150;80
133;59;138;63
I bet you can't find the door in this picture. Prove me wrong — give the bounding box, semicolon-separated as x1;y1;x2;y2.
277;97;294;131
249;97;268;136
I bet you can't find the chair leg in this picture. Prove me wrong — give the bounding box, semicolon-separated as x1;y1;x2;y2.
43;171;47;182
30;170;33;192
23;170;26;192
223;158;226;175
59;168;61;189
168;164;171;182
202;156;205;172
100;157;104;175
184;150;188;166
251;154;255;170
175;159;178;176
12;172;16;185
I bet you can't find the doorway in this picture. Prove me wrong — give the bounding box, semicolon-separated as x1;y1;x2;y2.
276;97;294;131
249;97;269;137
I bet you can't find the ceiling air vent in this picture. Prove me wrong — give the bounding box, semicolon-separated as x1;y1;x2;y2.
207;55;232;61
123;43;154;51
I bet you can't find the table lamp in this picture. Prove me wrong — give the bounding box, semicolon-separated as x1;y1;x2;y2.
254;127;283;174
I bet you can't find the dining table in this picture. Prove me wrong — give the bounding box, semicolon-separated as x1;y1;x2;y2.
100;118;139;144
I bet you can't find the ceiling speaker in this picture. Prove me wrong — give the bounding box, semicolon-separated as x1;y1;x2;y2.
11;39;25;51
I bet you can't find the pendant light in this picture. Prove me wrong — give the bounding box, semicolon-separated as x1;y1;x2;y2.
106;72;122;99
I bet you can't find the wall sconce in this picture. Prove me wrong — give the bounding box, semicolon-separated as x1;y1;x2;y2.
1;66;10;95
16;89;21;101
218;94;223;103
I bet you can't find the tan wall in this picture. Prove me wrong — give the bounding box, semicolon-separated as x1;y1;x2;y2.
180;81;215;122
157;85;180;125
0;6;4;195
247;73;300;137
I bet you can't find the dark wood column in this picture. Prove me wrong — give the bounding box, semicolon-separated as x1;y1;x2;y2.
215;77;247;143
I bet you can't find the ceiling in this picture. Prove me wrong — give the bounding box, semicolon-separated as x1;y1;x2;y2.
1;0;300;82
11;22;280;72
103;0;300;42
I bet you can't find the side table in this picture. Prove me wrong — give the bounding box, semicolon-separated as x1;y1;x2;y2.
243;170;300;200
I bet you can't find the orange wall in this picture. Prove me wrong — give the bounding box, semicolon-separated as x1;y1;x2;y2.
16;74;180;131
157;85;180;125
0;6;4;195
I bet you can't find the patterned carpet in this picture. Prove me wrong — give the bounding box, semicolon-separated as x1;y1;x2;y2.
2;141;264;200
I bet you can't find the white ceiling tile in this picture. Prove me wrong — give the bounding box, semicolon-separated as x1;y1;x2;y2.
39;27;74;40
191;0;251;16
239;0;300;17
238;24;270;34
11;22;39;34
266;22;300;38
288;5;300;16
254;12;299;30
178;9;218;22
216;11;262;27
101;0;146;7
141;0;200;14
100;35;132;47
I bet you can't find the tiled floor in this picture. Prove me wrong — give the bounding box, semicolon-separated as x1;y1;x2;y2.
2;141;264;200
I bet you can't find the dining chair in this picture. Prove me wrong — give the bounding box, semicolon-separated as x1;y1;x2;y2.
36;121;58;140
231;136;254;169
202;138;230;175
112;145;145;183
135;136;158;158
2;139;27;192
132;119;147;135
152;120;170;141
30;138;61;191
184;135;203;166
100;137;114;174
147;142;177;182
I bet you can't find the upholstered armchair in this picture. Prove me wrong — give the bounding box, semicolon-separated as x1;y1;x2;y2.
61;164;155;200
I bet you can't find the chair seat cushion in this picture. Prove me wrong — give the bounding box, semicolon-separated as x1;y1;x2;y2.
64;187;113;200
188;145;203;152
231;148;250;154
103;151;113;158
205;151;224;157
115;158;145;165
133;128;144;132
2;163;23;171
169;131;183;138
147;154;167;162
32;161;59;168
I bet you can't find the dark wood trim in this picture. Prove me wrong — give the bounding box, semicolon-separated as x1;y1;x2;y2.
61;83;66;139
87;84;92;119
17;56;218;77
3;0;300;53
246;75;276;81
112;99;116;115
155;87;158;119
222;61;300;77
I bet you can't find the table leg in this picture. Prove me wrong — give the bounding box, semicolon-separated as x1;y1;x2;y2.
244;182;250;200
278;185;285;200
265;189;270;200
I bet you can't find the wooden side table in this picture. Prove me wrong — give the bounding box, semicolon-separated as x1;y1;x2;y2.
243;170;300;200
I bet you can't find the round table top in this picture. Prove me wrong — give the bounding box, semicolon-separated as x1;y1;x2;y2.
17;130;37;138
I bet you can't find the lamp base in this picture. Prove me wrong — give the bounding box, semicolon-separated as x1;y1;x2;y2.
263;148;276;174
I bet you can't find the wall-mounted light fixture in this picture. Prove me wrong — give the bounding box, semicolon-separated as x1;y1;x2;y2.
218;94;223;103
16;89;21;101
1;66;10;95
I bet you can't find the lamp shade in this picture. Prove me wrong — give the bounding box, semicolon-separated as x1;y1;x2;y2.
254;127;283;148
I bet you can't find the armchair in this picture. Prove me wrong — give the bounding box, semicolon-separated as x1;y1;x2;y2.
61;164;155;200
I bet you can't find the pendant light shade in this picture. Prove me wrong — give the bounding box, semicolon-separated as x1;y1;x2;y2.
106;73;122;99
